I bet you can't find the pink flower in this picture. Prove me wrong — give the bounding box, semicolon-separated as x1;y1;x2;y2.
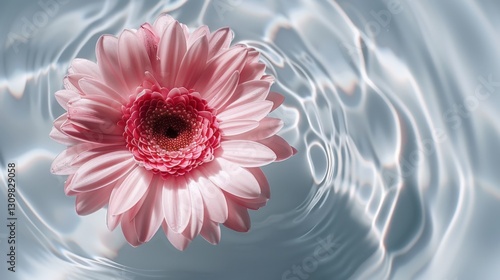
50;14;295;250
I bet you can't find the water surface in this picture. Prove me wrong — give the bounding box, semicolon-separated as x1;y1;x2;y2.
1;0;500;279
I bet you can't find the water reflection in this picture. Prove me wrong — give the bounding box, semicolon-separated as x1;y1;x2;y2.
1;0;500;279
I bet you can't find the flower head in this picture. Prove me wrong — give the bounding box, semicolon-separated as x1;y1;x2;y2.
51;14;295;250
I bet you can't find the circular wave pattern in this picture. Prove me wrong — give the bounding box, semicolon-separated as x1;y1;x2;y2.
1;0;500;279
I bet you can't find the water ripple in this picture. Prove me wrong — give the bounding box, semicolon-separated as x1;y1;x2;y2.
1;0;500;279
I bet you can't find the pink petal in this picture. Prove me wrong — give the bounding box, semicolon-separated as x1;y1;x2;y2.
68;58;100;78
225;168;270;210
225;117;283;141
68;96;121;119
117;29;152;91
51;143;99;175
55;90;80;110
223;199;251;232
220;140;276;167
64;175;76;196
122;185;149;222
182;177;204;240
153;14;176;36
134;177;164;243
78;77;127;105
108;166;153;215
67;98;122;135
248;167;270;199
65;73;88;93
219;120;259;136
240;62;265;83
246;48;261;64
107;210;122;231
261;74;275;83
228;196;267;210
194;46;248;100
208;27;233;58
158;21;187;87
59;119;125;145
96;35;129;95
200;220;221;245
53;114;67;129
63;75;79;93
180;23;190;40
162;176;191;233
222;80;271;110
142;71;161;90
138;23;159;66
194;170;228;223
70;149;135;192
174;35;209;88
187;25;210;47
162;221;192;251
259;135;295;161
50;126;75;145
121;211;142;247
217;100;273;122
75;186;113;215
80;96;124;119
200;158;262;199
266;91;285;111
50;114;79;145
207;71;239;110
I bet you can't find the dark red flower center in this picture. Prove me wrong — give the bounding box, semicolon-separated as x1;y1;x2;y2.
121;87;221;177
145;105;196;151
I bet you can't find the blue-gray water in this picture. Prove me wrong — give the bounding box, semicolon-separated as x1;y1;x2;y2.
1;0;500;279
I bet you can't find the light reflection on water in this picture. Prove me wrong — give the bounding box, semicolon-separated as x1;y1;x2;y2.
1;0;500;279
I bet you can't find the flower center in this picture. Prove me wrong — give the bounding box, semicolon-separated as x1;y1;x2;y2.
155;116;185;138
146;108;195;151
121;87;221;177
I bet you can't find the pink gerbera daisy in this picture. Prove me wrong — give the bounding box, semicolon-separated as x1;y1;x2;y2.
50;14;295;250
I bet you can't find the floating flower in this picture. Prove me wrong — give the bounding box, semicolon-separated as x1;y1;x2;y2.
50;14;295;250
